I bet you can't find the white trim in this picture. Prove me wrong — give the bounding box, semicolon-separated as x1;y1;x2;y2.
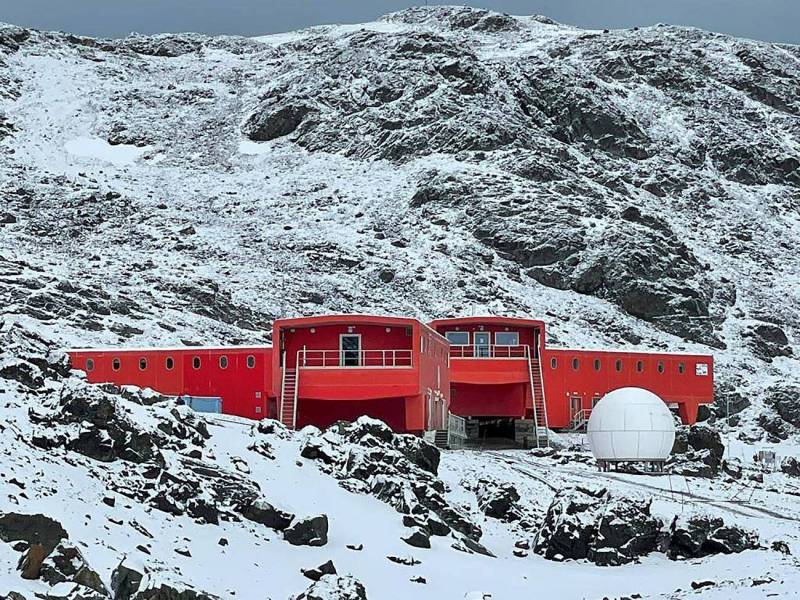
338;333;362;367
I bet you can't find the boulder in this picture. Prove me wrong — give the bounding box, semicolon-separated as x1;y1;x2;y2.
238;499;294;531
39;541;108;595
110;560;144;600
401;528;431;549
533;486;663;566
473;478;521;520
284;515;328;547
744;323;793;361
667;515;758;559
243;102;315;142
294;575;367;600
301;560;337;582
780;457;800;477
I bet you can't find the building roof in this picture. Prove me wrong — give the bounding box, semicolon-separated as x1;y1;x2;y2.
274;314;422;329
429;315;546;329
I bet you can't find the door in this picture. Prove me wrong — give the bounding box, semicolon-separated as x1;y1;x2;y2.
570;396;582;421
474;332;490;358
340;334;361;366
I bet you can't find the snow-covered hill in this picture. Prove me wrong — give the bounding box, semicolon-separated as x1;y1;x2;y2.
1;6;800;599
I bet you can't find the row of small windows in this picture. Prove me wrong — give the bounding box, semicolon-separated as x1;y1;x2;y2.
87;355;257;372
550;357;685;374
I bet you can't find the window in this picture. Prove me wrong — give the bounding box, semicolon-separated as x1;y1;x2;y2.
593;359;601;371
495;332;519;346
615;359;622;372
112;358;121;371
657;361;664;374
678;362;685;374
166;357;174;370
86;358;95;372
551;357;558;369
340;335;360;367
219;355;228;369
192;356;201;370
247;355;255;369
636;360;644;373
572;357;580;371
421;336;426;353
139;358;147;371
446;331;469;345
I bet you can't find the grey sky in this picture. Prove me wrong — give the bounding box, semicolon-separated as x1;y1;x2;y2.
2;0;798;45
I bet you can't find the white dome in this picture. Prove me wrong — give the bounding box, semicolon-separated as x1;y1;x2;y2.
587;387;675;462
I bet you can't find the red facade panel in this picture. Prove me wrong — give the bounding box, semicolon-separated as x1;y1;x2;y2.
542;348;714;426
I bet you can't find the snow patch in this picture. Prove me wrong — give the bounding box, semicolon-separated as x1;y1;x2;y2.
64;137;151;165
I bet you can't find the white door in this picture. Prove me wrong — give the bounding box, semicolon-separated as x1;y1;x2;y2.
474;332;490;358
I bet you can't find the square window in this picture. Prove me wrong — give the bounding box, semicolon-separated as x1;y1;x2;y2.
495;332;519;346
445;331;469;345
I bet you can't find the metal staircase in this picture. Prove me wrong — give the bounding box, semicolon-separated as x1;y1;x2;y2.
570;408;592;432
423;429;449;449
526;351;549;448
279;365;298;430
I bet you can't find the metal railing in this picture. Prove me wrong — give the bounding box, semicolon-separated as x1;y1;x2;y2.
570;408;592;432
298;348;413;368
449;344;530;359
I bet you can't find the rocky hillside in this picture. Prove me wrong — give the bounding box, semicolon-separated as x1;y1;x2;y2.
0;6;800;598
0;6;798;438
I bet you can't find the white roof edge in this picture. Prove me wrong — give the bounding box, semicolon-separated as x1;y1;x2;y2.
64;345;273;353
548;347;713;357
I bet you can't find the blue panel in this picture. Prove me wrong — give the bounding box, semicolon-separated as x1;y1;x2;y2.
182;396;222;414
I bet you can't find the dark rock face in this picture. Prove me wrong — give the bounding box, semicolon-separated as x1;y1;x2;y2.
669;424;724;477
472;478;522;521
667;515;758;559
533;486;663;566
111;559;220;600
284;515;329;547
764;385;800;428
780;457;800;477
0;513;67;555
744;323;793;361
39;541;108;595
299;417;476;546
111;560;144;600
402;527;431;549
243;102;315;142
295;575;368;600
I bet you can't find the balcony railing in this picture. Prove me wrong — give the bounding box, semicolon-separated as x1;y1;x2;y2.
298;348;413;368
449;344;530;359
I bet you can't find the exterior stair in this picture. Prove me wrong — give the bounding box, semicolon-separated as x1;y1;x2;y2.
423;429;449;449
527;353;550;448
280;367;298;429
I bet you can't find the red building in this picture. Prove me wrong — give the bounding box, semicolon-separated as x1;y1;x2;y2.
67;313;714;441
67;345;273;420
429;316;713;440
272;315;449;433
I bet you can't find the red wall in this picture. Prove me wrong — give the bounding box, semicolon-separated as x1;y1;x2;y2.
433;322;543;355
280;323;413;369
542;349;714;426
415;324;451;430
450;382;527;418
297;397;407;431
68;347;273;420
